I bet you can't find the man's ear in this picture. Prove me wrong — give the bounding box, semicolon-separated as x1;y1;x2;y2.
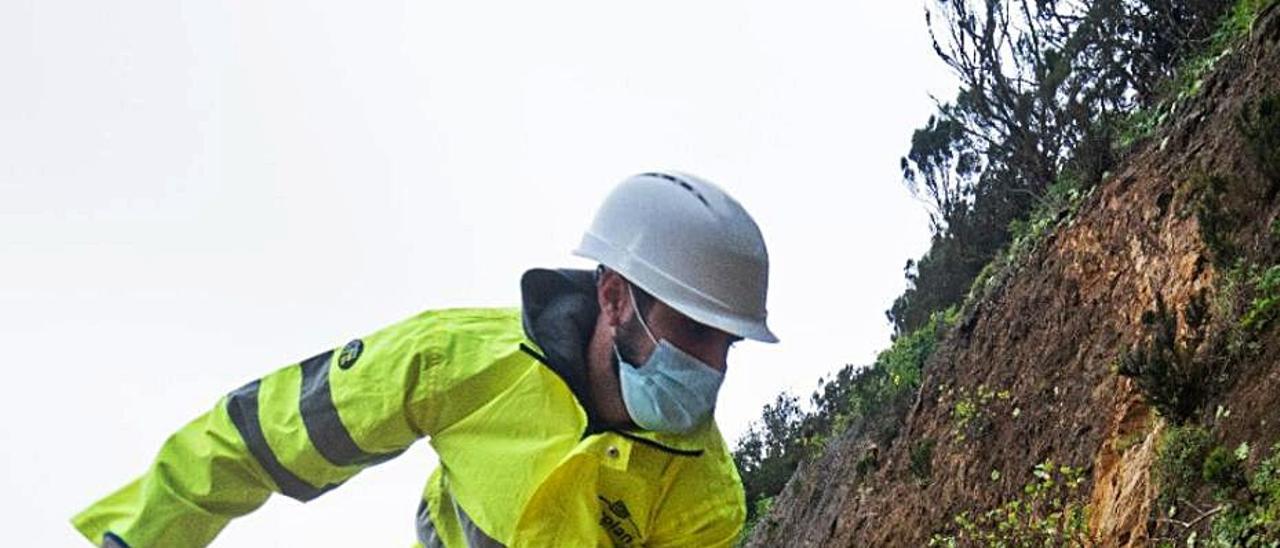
596;269;629;329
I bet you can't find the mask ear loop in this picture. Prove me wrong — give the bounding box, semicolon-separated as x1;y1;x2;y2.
627;282;660;346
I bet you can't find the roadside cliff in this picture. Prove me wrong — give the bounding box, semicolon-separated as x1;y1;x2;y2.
747;6;1280;546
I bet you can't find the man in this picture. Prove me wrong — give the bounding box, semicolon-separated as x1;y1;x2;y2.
72;171;778;547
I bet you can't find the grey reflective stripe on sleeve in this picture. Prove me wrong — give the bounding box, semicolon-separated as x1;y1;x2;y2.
457;502;505;547
420;476;506;547
226;380;342;502
298;349;404;467
416;499;445;548
102;532;129;548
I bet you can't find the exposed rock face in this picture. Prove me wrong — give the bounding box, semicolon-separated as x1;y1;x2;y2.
748;8;1280;547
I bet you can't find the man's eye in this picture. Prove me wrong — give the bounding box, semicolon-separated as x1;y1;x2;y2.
685;323;711;338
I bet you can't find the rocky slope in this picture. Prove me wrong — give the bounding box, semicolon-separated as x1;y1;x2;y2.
747;6;1280;546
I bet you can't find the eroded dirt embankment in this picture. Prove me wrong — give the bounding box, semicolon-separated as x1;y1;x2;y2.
748;7;1280;546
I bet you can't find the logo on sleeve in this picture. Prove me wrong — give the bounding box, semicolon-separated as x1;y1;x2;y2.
598;496;639;546
338;339;364;370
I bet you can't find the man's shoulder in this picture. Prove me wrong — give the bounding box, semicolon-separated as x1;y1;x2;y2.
390;306;523;333
419;305;522;324
365;306;526;358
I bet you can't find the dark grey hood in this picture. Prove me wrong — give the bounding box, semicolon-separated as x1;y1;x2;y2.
519;268;600;423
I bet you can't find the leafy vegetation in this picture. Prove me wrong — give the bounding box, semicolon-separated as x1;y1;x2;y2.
1209;442;1280;545
732;308;957;525
947;384;1011;443
1120;0;1278;150
929;461;1091;547
1240;265;1280;331
1155;425;1216;511
1203;445;1248;498
962;174;1094;314
1211;261;1270;360
1151;426;1280;546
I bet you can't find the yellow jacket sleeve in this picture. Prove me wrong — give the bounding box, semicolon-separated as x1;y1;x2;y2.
70;308;465;547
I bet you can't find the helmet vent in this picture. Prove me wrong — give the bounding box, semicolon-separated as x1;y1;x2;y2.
643;172;710;209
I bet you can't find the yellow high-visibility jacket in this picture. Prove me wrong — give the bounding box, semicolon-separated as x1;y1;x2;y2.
71;269;746;547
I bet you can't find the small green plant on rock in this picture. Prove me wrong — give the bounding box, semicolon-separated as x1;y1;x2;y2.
1240;264;1280;332
949;384;1011;442
1213;260;1267;359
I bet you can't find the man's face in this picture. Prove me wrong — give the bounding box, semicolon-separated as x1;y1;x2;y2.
612;281;737;374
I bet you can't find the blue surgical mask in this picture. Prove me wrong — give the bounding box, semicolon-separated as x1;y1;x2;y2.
614;284;725;434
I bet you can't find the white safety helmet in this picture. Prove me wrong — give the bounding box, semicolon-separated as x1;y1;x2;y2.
574;171;778;343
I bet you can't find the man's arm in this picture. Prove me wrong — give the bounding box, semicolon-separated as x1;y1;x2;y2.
71;310;450;547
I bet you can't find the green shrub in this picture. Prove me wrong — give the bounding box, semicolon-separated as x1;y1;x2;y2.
855;449;880;477
1151;428;1280;544
1238;94;1280;192
1192;173;1239;267
879;306;957;391
1203;445;1247;498
1117;295;1215;424
1155;425;1213;513
1114;104;1166;150
911;438;936;482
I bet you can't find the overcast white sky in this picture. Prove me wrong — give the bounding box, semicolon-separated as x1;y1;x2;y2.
1;1;956;545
